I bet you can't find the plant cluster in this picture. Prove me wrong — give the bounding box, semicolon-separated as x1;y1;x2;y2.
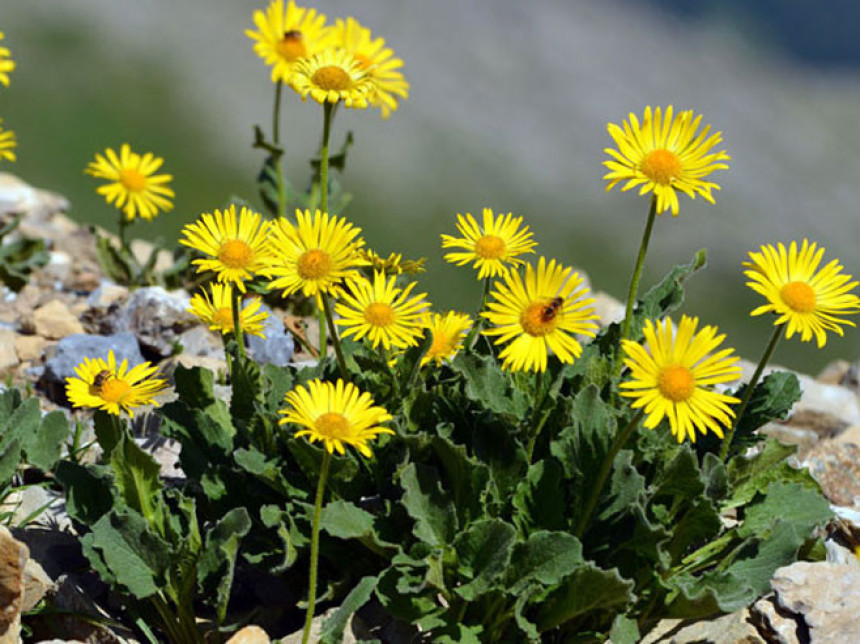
2;2;858;643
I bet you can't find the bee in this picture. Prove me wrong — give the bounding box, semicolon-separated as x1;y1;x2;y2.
539;296;564;323
92;370;113;391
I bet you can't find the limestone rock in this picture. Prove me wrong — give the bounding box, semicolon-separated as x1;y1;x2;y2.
0;525;28;640
117;286;196;358
0;330;17;372
640;608;764;643
32;300;84;340
226;625;270;644
14;335;50;362
750;595;803;644
592;290;625;326
0;173;68;221
246;304;294;366
801;441;860;507
21;558;51;613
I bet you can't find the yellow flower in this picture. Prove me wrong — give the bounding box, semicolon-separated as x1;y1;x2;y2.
360;249;427;276
265;209;368;304
482;257;598;373
65;350;168;418
620;316;741;443
441;208;538;280
0;120;15;163
335;272;430;350
744;239;860;347
421;312;472;367
289;48;371;108
245;0;332;84
85;144;174;221
603;106;730;216
180;205;273;293
188;283;268;338
333;17;408;119
0;33;14;88
280;379;393;457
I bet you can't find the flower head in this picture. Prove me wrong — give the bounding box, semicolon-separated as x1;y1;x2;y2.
0;33;15;88
65;350;168;418
360;249;427;276
482;257;599;372
180;205;273;293
289;48;371;108
333;17;408;119
280;379;393;457
603;106;730;216
421;311;472;367
265;209;368;304
441;208;538;280
744;239;860;347
0;120;15;163
85;144;174;221
620;316;741;443
335;272;430;350
245;0;332;83
188;283;268;337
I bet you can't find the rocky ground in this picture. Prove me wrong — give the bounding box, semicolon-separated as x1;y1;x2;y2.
1;171;860;643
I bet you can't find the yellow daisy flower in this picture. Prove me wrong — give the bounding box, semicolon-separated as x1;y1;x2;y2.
280;378;394;458
421;311;472;367
85;144;174;221
188;283;268;338
180;205;273;293
603;106;730;216
265;209;368;304
620;316;741;443
744;239;860;348
289;48;371;108
0;120;16;163
0;33;14;88
245;0;332;83
482;257;599;373
441;208;538;280
65;350;168;418
335;272;430;350
333;17;409;119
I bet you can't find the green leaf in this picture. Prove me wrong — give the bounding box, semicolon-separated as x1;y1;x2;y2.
320;575;379;644
110;433;163;524
375;565;445;625
198;507;251;624
738;482;832;540
230;353;264;434
321;500;375;540
0;395;40;449
26;411;69;471
729;372;802;455
160;401;235;481
94;232;133;285
400;463;457;547
609;614;641;644
726;439;820;509
0;439;21;485
93;410;123;456
55;461;116;525
665;570;755;618
633;249;707;336
512;460;567;534
450;354;529;418
507;531;584;594
453;519;516;601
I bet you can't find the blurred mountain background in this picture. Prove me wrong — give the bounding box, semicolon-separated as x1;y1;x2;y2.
5;0;860;373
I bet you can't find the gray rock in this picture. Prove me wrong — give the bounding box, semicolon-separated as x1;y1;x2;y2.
751;595;803;644
177;325;225;360
117;287;196;359
246;304;294;367
639;608;764;644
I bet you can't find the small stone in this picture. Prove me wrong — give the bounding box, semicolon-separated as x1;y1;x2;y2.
801;441;860;507
795;373;860;427
177;325;225;359
130;239;174;274
85;282;128;309
0;330;17;372
226;625;271;644
117;287;196;358
0;173;68;221
817;360;856;387
0;525;28;636
751;595;802;644
834;423;860;446
14;335;51;362
21;558;51;613
32;300;84;340
592;290;625;326
639;608;764;644
246;304;294;366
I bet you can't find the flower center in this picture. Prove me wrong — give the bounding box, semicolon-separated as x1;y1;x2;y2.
364;302;396;327
276;30;306;62
779;281;816;313
657;365;695;402
212;307;234;330
119;168;146;192
315;412;350;439
311;65;352;91
297;249;333;280
639;149;683;186
217;239;254;269
474;235;506;260
98;378;132;403
520;300;559;337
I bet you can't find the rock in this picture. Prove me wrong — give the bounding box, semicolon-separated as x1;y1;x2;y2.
14;335;51;363
32;300;85;340
592;290;625;326
758;421;819;453
0;330;17;372
85;282;129;310
771;561;860;643
0;525;28;640
43;574;131;643
117;287;196;358
163;354;228;381
801;441;860;507
5;486;70;532
21;558;51;613
795;373;860;427
0;173;68;221
129;239;173;274
639;608;764;643
177;325;225;359
246;304;295;366
226;625;270;644
751;595;803;644
817;359;856;387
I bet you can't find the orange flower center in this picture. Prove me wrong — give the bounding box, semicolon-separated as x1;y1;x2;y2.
212;307;234;330
218;239;254;269
315;412;350;439
364;302;396;327
657;365;695;402
639;149;682;186
474;235;506;260
98;378;132;403
297;249;333;280
119;168;147;192
276;30;306;62
520;300;559;337
311;65;352;91
779;281;816;313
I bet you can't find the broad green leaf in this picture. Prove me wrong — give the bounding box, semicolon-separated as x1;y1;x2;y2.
26;411;69;470
431;623;484;643
733;371;801;437
664;498;722;565
453;518;516;601
230;352;264;435
633;249;707;338
262;363;294;413
726;440;821;509
320;575;379;644
55;461;116;524
234;447;293;498
110;433;163;527
507;531;583;594
375;565;445;625
93;411;123;456
512;460;567;534
0;439;21;485
738;482;831;539
399;463;457;547
321;499;375;540
198;507;251;624
0;395;40;448
609;614;641;644
160;403;234;480
450;354;529;418
665;569;756;618
467;415;529;503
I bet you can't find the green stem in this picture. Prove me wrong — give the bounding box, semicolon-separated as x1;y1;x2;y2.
525;370;545;462
273;80;287;218
466;276;491;350
618;196;658;347
574;409;644;538
320;101;335;214
231;287;246;362
118;215;130;255
321;293;348;379
379;345;400;398
719;324;782;462
273;80;283;144
302;450;332;644
317;304;327;362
